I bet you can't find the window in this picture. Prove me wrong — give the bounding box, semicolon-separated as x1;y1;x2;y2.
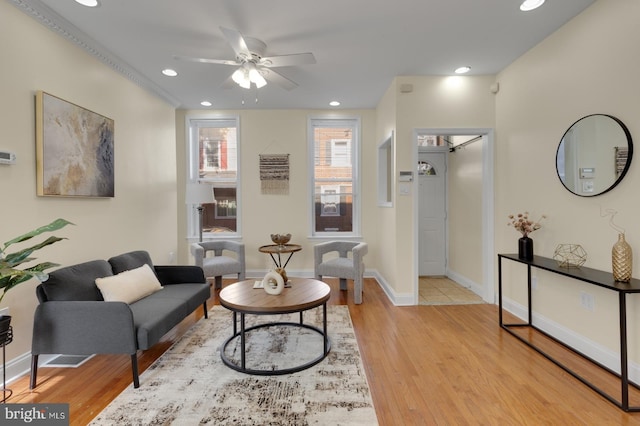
308;117;360;236
187;117;240;238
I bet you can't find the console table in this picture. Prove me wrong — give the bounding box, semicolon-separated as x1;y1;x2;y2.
498;253;640;412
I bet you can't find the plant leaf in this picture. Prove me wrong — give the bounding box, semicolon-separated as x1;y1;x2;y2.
2;218;73;250
3;237;67;266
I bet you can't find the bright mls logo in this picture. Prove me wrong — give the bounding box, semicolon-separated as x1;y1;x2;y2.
1;404;68;425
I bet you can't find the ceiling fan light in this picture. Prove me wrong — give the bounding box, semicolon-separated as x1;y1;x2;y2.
249;68;267;88
232;68;245;84
232;68;251;89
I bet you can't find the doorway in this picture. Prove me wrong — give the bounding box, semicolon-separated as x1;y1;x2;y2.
418;149;447;276
413;129;495;305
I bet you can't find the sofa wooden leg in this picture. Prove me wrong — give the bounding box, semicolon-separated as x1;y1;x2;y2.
29;355;39;390
215;276;222;289
203;301;208;319
131;354;140;388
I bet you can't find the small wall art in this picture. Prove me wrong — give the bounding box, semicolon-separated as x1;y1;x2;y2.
36;91;114;197
259;153;289;195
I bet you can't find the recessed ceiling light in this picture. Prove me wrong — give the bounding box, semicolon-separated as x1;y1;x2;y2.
74;0;100;7
200;101;212;107
455;66;471;74
162;69;178;77
329;101;341;107
520;0;545;11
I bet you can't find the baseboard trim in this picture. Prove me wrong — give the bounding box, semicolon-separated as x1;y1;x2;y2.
501;297;640;383
445;270;484;299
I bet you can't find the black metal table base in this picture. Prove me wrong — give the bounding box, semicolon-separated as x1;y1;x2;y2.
1;326;13;404
499;254;640;412
220;305;331;375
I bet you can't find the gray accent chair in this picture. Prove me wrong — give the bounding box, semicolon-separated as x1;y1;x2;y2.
30;251;210;389
314;241;368;304
191;241;246;289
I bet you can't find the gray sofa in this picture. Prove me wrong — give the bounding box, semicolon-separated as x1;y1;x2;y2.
30;251;210;389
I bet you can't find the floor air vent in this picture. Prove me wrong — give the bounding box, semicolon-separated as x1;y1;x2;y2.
43;354;94;368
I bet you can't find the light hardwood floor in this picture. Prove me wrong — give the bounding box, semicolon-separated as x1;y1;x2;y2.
7;278;640;425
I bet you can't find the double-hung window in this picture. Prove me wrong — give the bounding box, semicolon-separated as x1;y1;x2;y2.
187;116;240;238
308;117;360;236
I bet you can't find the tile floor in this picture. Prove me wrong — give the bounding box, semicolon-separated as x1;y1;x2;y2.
418;276;485;305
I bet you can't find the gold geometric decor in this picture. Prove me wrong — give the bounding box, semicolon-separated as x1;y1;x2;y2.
553;244;587;268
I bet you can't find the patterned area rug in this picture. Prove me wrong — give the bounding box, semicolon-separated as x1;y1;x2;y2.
90;306;377;425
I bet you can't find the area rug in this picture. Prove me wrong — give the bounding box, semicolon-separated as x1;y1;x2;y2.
90;305;377;425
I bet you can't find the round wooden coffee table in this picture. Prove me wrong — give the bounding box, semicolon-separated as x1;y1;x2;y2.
219;278;331;375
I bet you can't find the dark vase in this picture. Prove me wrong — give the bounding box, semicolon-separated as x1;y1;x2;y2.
518;236;534;261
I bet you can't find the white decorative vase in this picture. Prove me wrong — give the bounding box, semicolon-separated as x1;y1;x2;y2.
262;270;285;295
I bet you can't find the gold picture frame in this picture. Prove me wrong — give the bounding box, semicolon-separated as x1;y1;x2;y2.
36;91;114;197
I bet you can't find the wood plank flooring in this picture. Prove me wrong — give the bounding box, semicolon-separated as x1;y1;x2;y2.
7;278;640;425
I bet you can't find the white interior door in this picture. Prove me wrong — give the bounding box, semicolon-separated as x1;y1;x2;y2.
418;151;446;276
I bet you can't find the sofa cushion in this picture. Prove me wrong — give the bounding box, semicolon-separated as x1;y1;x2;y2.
95;264;163;304
129;295;189;350
42;260;112;301
108;251;155;275
156;283;211;314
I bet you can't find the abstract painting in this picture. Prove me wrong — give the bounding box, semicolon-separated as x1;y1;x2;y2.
36;91;114;197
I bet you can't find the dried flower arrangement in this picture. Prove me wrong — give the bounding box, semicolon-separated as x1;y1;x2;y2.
507;212;546;237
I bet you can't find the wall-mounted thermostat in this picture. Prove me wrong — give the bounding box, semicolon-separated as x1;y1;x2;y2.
399;171;413;182
0;151;16;165
579;167;595;179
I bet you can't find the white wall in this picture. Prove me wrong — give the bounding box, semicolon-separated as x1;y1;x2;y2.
496;0;640;362
0;2;177;369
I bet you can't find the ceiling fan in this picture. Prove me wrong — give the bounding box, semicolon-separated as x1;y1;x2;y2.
175;27;316;91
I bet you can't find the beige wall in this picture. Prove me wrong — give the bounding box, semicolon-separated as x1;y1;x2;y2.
391;75;497;298
496;0;640;359
448;140;484;285
1;3;177;365
175;109;379;276
374;82;399;290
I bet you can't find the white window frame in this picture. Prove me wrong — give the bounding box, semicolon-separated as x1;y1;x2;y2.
307;116;361;238
186;115;241;240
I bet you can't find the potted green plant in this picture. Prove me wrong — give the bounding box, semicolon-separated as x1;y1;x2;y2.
0;218;73;336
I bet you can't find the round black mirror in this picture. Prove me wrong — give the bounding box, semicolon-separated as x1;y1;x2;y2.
556;114;633;197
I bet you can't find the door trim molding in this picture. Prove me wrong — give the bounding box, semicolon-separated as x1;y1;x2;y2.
412;128;495;305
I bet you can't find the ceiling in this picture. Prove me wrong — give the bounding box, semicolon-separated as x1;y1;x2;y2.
12;0;595;110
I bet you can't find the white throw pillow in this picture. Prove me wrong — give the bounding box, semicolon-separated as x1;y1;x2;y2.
95;264;162;304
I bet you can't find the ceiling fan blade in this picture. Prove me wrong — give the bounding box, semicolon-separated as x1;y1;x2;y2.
262;69;298;91
220;27;250;60
173;55;239;66
260;52;316;68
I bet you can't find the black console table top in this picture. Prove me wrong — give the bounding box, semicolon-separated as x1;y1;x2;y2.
499;253;640;292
